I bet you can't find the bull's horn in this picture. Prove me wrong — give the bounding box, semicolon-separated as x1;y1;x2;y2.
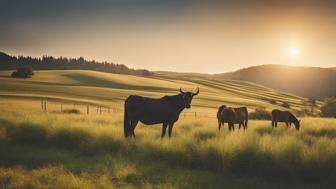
179;88;185;94
193;88;199;96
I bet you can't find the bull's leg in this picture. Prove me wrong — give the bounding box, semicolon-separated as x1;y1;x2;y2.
286;122;289;128
239;123;242;130
229;123;233;131
161;123;168;138
130;120;138;138
275;121;278;128
232;123;235;131
218;121;222;131
168;122;175;138
272;120;274;128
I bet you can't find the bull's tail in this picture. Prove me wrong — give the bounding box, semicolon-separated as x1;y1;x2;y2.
124;102;131;138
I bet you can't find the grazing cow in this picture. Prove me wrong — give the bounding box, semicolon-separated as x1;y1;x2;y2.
124;88;199;138
217;105;248;131
271;109;300;130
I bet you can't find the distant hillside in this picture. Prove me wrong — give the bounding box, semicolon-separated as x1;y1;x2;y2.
155;71;212;79
214;64;336;99
0;69;307;112
0;51;152;76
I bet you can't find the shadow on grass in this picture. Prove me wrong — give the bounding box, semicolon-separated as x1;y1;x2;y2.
63;74;172;92
193;131;216;141
255;127;290;136
305;128;336;139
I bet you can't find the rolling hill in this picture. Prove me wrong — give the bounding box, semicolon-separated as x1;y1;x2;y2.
0;70;308;115
214;64;336;99
3;50;334;100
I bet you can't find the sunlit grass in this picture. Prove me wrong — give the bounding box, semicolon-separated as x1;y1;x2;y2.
0;100;335;188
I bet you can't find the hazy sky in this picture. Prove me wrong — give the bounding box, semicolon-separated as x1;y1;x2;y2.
1;0;336;73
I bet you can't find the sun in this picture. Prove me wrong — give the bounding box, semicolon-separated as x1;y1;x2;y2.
289;47;299;57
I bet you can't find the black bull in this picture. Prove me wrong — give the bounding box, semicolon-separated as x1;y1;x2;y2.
124;88;199;138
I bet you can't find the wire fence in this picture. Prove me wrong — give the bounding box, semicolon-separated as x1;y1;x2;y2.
39;98;216;119
40;98;117;115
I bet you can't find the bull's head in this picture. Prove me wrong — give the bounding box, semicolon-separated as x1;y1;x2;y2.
179;88;199;109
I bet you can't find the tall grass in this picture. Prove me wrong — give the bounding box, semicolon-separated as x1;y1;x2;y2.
0;107;335;188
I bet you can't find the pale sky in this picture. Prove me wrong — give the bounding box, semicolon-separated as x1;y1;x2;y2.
1;0;336;73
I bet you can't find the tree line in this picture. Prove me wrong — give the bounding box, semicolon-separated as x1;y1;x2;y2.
0;51;152;76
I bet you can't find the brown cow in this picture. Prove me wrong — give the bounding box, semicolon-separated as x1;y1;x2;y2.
217;105;249;131
271;109;300;130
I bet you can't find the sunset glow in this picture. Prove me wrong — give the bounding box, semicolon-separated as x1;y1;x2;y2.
289;47;300;57
1;1;335;73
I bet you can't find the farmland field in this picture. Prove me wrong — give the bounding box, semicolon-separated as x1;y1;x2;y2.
0;70;335;189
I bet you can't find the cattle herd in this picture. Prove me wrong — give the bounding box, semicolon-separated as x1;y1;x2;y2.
124;88;300;138
217;105;300;131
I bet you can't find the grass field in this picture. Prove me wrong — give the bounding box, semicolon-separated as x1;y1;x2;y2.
0;70;334;188
0;70;309;112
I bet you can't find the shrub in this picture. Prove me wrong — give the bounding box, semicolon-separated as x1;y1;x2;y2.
62;109;80;114
11;66;34;78
249;107;271;120
269;99;277;104
321;97;336;117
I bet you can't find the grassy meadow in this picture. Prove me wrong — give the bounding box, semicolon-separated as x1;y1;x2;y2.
0;70;335;188
0;70;309;111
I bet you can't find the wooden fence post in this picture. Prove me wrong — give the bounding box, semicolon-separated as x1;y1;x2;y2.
100;106;102;114
195;112;197;119
87;104;89;115
61;104;63;113
44;100;47;112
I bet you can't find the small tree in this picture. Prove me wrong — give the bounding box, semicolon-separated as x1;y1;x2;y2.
282;102;290;108
249;107;272;120
321;97;336;117
11;66;34;78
